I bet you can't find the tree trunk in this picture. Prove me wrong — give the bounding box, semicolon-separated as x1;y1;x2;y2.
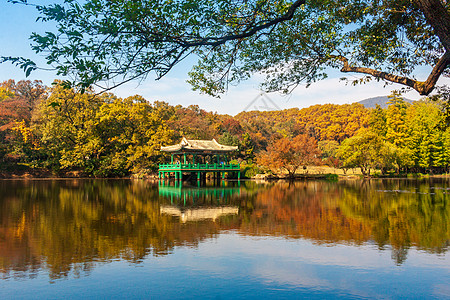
415;0;450;52
360;167;367;176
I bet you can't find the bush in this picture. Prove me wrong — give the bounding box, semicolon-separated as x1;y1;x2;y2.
232;160;264;178
325;173;338;181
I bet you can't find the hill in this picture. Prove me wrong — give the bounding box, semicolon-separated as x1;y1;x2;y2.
358;96;415;109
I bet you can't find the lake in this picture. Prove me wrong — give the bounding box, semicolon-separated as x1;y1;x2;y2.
0;179;449;299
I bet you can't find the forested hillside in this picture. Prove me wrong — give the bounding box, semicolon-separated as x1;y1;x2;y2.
1;79;449;177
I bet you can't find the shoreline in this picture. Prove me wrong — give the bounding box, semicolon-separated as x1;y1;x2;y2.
2;164;450;181
2;171;450;181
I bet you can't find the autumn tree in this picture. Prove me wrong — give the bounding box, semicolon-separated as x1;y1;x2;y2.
92;97;176;174
0;80;46;162
217;132;240;158
34;82;175;175
257;134;321;178
337;94;450;174
238;132;256;162
220;117;243;136
34;82;103;170
377;142;414;174
233;111;271;151
0;80;46;131
170;105;219;140
318;140;339;158
318;140;342;168
3;0;448;97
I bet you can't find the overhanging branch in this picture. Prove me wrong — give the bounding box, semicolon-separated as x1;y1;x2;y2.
182;0;306;48
334;52;450;95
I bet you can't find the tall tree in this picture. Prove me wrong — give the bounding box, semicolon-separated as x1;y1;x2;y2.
369;104;387;137
385;93;409;148
404;100;448;170
3;0;449;96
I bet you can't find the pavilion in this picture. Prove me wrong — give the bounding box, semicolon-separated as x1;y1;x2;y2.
158;137;240;181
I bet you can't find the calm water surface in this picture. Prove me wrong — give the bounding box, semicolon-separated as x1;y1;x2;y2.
0;179;449;299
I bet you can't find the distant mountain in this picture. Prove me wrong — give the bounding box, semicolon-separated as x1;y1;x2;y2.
358;96;415;109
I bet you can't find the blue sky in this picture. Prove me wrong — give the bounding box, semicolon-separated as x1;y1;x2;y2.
1;1;447;115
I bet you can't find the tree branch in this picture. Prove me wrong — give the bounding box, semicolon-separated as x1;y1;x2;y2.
335;52;450;95
181;0;306;48
421;50;450;93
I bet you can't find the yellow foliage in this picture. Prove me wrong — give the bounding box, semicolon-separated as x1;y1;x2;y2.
12;120;40;150
0;86;15;101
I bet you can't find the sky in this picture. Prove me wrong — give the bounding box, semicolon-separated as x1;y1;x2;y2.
1;1;448;116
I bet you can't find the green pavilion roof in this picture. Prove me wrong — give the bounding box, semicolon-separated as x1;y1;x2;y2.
161;137;238;153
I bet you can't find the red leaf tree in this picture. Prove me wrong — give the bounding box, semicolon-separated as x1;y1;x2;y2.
257;134;321;178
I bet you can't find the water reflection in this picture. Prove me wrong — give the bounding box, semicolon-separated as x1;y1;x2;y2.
159;182;242;223
244;180;449;265
0;179;448;281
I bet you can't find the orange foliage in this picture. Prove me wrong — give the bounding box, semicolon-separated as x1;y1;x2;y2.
257;134;321;176
297;103;369;142
170;105;221;139
234;104;369;153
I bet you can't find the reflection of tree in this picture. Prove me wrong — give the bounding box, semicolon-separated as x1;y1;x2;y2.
239;181;372;243
240;180;449;264
334;180;450;255
0;179;448;279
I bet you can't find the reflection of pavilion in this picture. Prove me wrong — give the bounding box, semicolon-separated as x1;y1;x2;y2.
158;183;241;222
158;183;241;200
158;138;240;181
160;206;239;223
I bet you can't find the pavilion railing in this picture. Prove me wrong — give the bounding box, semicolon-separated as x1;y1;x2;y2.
158;163;240;171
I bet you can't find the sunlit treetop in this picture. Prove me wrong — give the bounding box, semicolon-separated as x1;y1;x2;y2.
2;0;449;96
